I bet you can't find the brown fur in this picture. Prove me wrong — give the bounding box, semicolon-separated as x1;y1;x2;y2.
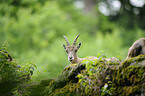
126;38;145;59
63;34;119;64
63;34;81;64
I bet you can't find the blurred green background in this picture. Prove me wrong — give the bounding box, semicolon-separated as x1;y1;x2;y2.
0;0;145;81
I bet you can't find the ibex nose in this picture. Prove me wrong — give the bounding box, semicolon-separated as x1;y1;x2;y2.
69;57;73;59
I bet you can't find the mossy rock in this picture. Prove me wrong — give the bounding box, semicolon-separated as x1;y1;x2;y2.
41;55;145;96
1;49;144;96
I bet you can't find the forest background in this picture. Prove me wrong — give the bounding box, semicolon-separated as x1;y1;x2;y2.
0;0;145;81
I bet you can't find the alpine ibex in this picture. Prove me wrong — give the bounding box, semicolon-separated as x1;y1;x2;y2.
63;34;119;64
63;34;83;64
126;38;145;59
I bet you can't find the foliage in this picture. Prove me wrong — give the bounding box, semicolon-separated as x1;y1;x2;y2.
0;0;145;95
0;0;144;81
0;45;35;96
97;0;145;29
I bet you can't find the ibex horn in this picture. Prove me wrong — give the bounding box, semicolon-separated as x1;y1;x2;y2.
63;35;70;46
73;33;80;46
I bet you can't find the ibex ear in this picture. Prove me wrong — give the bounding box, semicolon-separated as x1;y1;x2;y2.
77;42;81;49
63;44;66;49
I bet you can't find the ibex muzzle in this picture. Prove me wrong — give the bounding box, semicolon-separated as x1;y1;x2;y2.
63;34;81;63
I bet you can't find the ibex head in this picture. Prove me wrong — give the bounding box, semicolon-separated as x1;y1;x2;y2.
63;34;81;63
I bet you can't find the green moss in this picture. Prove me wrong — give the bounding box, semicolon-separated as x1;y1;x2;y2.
121;54;145;68
41;55;145;96
0;49;36;96
49;83;81;96
1;48;144;96
112;55;145;95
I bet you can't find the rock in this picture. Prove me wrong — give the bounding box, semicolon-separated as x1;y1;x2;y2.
1;50;144;96
43;55;145;96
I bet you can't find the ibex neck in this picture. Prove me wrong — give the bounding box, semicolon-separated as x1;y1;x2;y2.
72;55;80;64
